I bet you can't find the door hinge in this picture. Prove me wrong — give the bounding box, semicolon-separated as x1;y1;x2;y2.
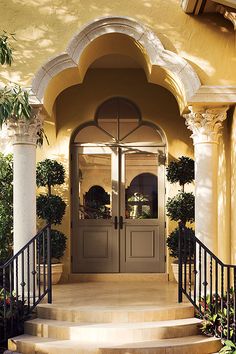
71;255;73;263
165;187;166;194
165;255;167;263
70;187;72;195
165;221;166;228
71;221;73;229
70;153;73;162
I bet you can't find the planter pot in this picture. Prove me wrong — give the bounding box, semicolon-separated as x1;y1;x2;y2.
171;261;195;285
39;263;63;285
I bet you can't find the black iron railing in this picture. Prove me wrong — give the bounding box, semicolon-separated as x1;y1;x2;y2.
178;223;236;342
0;224;52;344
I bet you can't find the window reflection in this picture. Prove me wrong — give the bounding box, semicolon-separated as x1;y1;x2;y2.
78;154;112;219
125;154;158;219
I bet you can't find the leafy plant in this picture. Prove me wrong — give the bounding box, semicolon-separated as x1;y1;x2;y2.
39;229;67;262
0;288;27;341
0;31;15;66
37;194;66;225
0;85;32;128
166;227;194;259
36;159;67;262
200;289;235;348
0;153;13;264
166;156;194;191
36;159;65;192
220;340;236;353
166;155;195;263
166;192;195;225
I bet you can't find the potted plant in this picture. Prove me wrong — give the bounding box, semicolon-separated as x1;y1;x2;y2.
166;156;195;282
36;159;67;284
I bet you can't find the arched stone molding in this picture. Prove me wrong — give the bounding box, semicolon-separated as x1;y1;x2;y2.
31;16;201;116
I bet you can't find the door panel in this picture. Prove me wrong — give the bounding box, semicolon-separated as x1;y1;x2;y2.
72;145;165;273
120;148;165;273
77;224;119;272
72;146;119;273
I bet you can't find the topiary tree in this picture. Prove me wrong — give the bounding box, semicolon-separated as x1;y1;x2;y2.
36;159;67;262
166;227;195;260
166;192;195;225
166;156;194;191
166;156;195;261
0;153;13;264
36;159;65;194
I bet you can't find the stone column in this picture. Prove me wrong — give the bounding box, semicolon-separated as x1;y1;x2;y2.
7;107;43;254
184;106;229;255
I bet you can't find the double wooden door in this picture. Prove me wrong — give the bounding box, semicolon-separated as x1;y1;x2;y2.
71;145;165;273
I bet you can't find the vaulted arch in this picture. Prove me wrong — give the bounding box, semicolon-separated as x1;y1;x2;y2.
31;16;201;115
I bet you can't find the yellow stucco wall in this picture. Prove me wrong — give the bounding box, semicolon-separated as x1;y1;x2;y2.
36;68;195;280
0;0;234;276
0;0;235;88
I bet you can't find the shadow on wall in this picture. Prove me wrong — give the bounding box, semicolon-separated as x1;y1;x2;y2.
0;0;234;87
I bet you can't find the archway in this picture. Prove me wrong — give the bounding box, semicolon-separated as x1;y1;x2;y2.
71;97;166;273
31;16;200;116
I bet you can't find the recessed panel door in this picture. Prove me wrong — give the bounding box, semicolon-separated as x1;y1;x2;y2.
120;147;165;273
72;146;119;273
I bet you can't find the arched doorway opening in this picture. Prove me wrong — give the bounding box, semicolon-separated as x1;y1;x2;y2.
71;97;166;273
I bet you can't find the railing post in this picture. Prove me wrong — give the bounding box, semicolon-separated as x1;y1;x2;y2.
178;222;183;303
47;224;52;304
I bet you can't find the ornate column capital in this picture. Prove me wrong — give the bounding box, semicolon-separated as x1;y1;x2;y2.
183;105;229;144
7;106;43;145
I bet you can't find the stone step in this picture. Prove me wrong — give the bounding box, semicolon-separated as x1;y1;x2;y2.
24;317;201;342
68;273;169;283
8;334;222;354
37;303;194;323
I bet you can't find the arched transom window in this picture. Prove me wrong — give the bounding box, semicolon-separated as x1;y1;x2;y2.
73;97;165;146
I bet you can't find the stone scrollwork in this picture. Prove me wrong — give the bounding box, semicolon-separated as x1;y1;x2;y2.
7;106;43;145
184;106;229;144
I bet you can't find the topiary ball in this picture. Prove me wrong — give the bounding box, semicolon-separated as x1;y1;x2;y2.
36;159;65;188
36;194;66;225
166;156;194;187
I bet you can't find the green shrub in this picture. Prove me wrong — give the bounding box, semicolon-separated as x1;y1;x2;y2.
36;159;65;190
166;192;195;225
200;289;235;345
36;194;66;225
219;340;236;353
166;156;194;191
36;159;67;262
166;227;195;259
0;153;13;264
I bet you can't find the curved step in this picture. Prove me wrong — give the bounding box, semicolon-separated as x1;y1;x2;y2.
24;317;201;342
36;303;194;323
100;335;222;354
9;334;222;354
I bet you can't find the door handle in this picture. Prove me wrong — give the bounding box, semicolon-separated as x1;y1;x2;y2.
119;216;123;229
114;216;118;229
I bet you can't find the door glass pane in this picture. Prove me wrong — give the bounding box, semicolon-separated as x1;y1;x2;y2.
78;154;112;219
125;153;158;219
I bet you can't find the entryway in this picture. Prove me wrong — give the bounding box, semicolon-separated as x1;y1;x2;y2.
71;98;166;273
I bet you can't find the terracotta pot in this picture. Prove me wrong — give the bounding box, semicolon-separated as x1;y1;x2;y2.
171;261;195;284
39;263;63;285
